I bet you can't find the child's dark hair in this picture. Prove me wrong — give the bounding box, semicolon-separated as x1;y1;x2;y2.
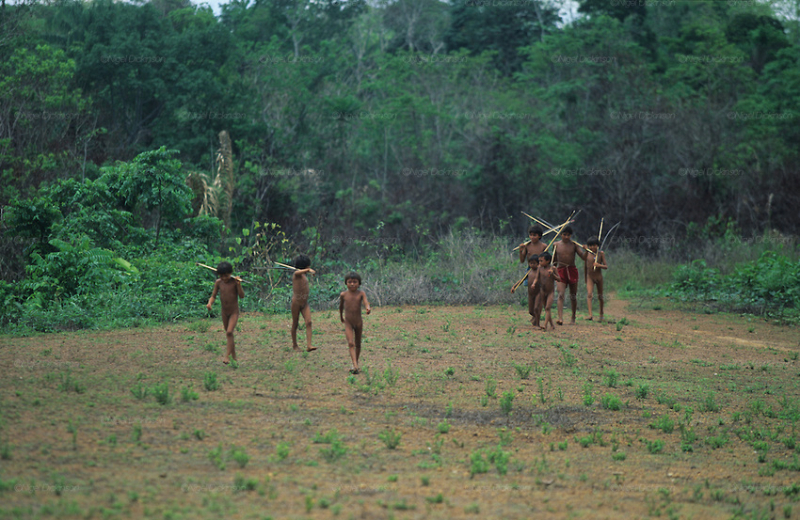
540;252;552;262
528;254;539;263
562;226;574;235
587;237;600;247
345;272;361;284
294;254;311;270
528;226;543;237
216;261;233;275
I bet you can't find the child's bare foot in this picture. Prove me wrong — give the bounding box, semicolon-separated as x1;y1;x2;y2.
292;345;301;351
306;346;317;352
349;368;359;374
222;358;229;365
599;315;604;322
585;316;593;321
556;320;563;326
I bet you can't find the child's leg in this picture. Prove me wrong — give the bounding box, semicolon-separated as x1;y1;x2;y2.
220;313;230;362
586;279;594;319
225;312;239;362
533;290;542;327
569;282;578;323
597;278;604;320
544;292;555;330
354;325;363;364
527;290;535;325
345;322;358;372
290;300;301;350
556;281;566;325
301;305;315;351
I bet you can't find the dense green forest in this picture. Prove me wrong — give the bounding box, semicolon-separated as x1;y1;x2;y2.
1;0;799;330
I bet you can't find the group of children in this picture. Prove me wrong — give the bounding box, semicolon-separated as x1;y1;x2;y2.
205;256;370;374
512;226;607;331
205;225;606;372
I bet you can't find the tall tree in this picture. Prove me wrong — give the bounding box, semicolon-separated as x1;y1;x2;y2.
445;0;560;75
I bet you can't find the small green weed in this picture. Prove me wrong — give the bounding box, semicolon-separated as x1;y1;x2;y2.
151;382;171;405
130;382;149;400
319;440;348;462
499;391;514;417
650;415;675;434
203;372;220;391
485;377;497;398
379;429;402;449
180;386;199;402
208;443;225;470
313;429;341;444
513;362;532;380
275;442;290;461
603;369;619;388
582;382;594;406
601;393;623;411
229;446;249;468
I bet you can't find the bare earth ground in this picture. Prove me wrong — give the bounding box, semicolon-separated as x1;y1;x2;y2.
1;294;799;519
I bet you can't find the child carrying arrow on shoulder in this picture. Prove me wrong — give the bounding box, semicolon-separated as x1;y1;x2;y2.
584;237;608;322
206;261;245;364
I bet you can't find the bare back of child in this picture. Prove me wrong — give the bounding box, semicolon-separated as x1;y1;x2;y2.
291;254;316;352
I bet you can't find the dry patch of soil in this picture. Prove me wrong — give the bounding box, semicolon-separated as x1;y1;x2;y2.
1;295;799;519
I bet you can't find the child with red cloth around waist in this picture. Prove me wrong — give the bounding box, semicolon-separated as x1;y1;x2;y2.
552;226;588;325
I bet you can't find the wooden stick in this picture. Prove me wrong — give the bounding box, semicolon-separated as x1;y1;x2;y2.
598;217;604;241
196;262;248;283
573;240;589;252
511;220;573;252
274;261;297;271
521;211;555;230
545;212;575;252
511;268;530;293
196;262;217;273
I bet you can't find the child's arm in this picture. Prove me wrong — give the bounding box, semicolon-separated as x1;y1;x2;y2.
594;252;608;270
339;292;345;322
551;267;562;283
519;244;528;263
361;291;371;314
575;243;589;261
236;277;245;298
206;280;220;310
294;268;316;276
531;269;541;290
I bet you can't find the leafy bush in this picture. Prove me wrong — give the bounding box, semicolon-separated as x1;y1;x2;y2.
664;251;800;321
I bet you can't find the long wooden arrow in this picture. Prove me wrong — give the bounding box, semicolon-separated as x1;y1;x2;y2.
511;267;531;293
512;220;574;252
521;211;556;230
196;262;248;283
